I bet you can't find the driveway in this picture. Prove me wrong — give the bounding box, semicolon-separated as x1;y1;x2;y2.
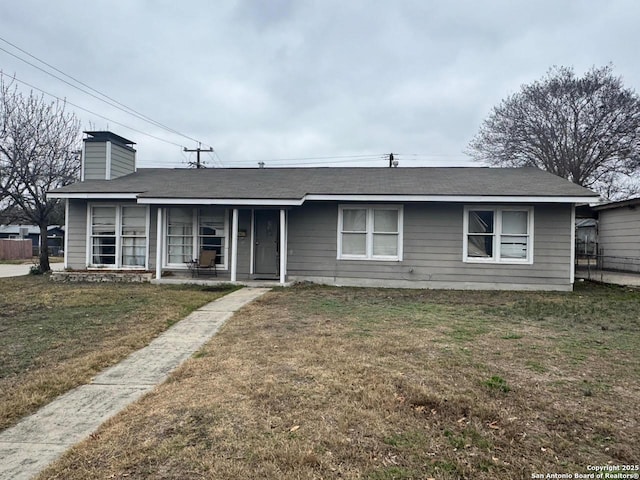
0;262;64;278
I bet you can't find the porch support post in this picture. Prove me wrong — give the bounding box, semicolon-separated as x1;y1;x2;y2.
249;209;255;275
155;207;163;280
231;208;239;282
63;199;69;269
279;208;286;284
570;204;576;285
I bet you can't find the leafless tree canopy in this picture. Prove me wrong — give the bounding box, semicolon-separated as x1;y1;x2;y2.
0;77;81;271
468;66;640;199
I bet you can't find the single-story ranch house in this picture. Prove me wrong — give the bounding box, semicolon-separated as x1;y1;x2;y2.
48;131;599;291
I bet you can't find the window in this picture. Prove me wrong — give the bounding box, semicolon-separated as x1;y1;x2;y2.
121;207;147;266
90;206;116;265
167;208;193;264
463;207;533;263
165;207;228;267
89;205;148;268
338;205;403;260
198;208;226;266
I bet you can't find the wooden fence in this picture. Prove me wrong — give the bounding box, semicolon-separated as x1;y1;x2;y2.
0;239;32;260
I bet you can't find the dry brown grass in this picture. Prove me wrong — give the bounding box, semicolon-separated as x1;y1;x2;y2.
0;276;236;431
39;283;640;479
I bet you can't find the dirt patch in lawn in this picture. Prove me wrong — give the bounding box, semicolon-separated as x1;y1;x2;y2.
0;276;237;431
39;282;640;479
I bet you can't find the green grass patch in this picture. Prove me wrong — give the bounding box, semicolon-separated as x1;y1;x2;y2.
482;375;510;393
501;332;523;339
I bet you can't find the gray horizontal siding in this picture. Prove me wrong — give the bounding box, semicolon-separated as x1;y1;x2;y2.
66;200;87;269
286;202;572;289
598;208;640;272
83;143;106;180
236;210;252;275
148;207;158;270
110;143;135;179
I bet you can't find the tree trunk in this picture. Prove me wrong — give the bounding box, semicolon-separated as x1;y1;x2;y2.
38;221;50;273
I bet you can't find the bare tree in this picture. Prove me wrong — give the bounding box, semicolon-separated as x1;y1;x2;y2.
0;77;81;272
468;65;640;199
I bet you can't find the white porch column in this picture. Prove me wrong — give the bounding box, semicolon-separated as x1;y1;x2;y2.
249;209;255;275
63;199;69;269
155;207;163;280
279;209;286;284
231;208;239;282
570;204;576;285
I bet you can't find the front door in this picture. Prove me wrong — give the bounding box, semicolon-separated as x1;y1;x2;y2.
254;210;279;277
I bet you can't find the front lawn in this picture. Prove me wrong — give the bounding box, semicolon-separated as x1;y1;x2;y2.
39;282;640;479
0;276;237;431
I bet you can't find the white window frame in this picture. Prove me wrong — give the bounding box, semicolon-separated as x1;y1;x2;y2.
120;206;149;268
86;203;150;269
197;207;229;270
165;207;196;267
337;204;403;261
463;206;534;265
163;207;229;270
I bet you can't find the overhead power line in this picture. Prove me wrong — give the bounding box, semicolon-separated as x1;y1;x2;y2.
0;71;184;148
224;155;389;167
0;35;215;151
223;153;471;168
227;153;386;164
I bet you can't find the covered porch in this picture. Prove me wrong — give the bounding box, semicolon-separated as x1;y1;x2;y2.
152;206;290;285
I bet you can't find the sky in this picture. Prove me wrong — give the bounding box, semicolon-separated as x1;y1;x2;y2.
0;0;639;169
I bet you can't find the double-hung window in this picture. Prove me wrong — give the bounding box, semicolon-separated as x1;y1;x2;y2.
463;206;533;264
165;207;228;268
90;206;117;265
198;208;226;266
89;205;148;268
121;207;147;266
338;205;403;260
166;208;193;265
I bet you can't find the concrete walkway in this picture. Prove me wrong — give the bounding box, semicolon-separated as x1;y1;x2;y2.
0;287;270;480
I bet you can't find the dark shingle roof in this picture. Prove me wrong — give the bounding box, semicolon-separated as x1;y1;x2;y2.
49;167;598;200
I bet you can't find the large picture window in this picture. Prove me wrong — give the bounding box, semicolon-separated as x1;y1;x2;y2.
89;205;148;268
464;206;533;264
338;205;403;261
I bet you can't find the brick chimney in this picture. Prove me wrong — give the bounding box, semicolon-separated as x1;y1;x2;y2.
81;131;136;181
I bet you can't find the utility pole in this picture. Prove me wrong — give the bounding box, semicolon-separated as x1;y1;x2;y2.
388;153;398;167
184;144;213;169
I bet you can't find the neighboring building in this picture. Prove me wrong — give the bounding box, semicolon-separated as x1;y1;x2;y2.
48;131;598;291
0;225;65;255
592;197;640;273
575;218;597;256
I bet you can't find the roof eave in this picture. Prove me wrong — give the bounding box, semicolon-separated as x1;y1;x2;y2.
137;194;598;205
47;192;140;200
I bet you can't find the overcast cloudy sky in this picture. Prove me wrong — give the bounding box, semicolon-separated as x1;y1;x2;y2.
0;0;638;168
